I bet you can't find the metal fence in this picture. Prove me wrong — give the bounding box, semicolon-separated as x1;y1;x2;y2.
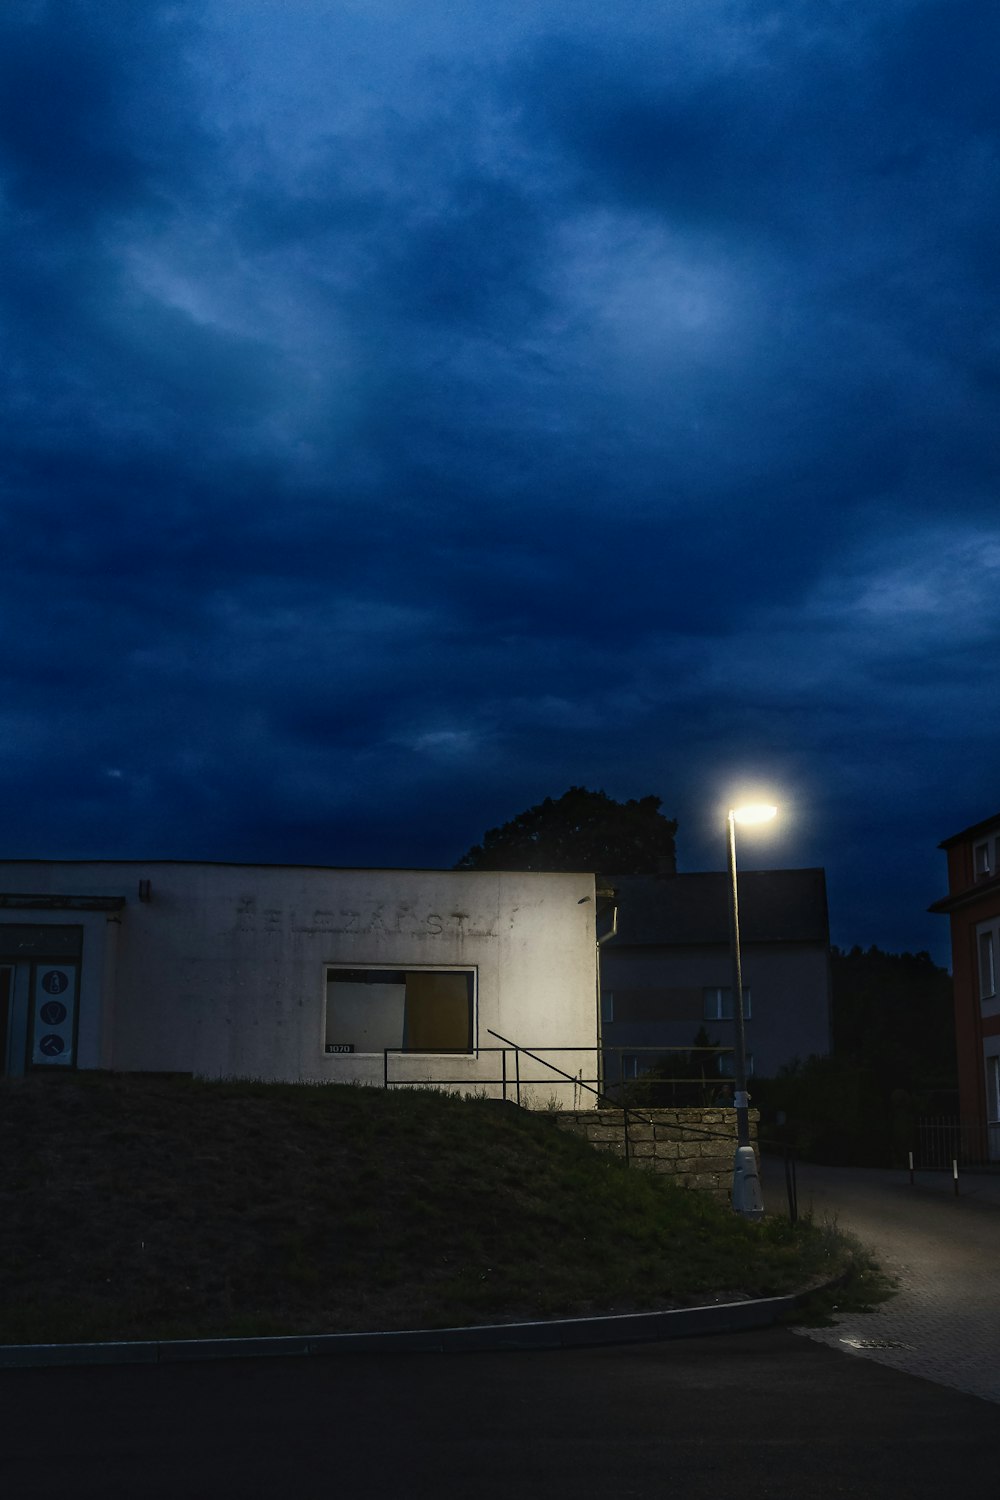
602;1045;738;1108
381;1039;735;1109
913;1115;1000;1169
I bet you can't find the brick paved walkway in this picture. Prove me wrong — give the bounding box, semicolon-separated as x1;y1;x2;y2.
763;1158;1000;1405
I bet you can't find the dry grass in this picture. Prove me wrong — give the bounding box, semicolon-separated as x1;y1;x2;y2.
0;1072;880;1344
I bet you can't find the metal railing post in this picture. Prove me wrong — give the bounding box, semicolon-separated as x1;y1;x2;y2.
785;1146;798;1223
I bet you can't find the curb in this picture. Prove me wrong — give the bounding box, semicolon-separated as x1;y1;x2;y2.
0;1281;840;1369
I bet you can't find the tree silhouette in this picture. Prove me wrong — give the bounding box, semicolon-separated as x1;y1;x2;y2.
454;786;677;874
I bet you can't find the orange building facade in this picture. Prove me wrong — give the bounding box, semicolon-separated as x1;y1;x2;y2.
930;812;1000;1161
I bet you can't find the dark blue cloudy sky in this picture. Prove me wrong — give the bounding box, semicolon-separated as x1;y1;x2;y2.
3;0;999;964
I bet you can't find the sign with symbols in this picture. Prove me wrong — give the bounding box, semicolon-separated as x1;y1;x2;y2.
32;965;78;1067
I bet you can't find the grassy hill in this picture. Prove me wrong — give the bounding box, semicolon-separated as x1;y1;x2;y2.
0;1073;883;1345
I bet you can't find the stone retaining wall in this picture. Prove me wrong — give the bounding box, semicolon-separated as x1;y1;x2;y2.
554;1108;759;1203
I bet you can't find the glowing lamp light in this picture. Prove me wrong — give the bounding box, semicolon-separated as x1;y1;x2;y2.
730;803;777;826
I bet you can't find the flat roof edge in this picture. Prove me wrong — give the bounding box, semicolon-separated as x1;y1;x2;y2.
0;859;597;877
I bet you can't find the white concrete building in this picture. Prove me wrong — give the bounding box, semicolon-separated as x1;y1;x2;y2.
0;862;600;1103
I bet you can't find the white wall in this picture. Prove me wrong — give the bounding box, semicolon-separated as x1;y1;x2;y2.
0;862;599;1102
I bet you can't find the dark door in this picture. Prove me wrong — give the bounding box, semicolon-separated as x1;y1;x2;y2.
0;966;11;1075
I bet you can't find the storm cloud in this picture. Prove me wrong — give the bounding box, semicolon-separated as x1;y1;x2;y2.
3;0;999;959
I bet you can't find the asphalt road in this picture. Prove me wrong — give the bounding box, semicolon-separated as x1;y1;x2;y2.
2;1327;998;1500
768;1157;1000;1404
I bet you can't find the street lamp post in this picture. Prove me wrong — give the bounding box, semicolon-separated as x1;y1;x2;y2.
726;803;776;1219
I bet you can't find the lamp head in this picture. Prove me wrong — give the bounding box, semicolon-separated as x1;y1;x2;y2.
729;803;778;826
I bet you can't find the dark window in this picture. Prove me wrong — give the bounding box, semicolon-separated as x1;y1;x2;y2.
703;987;752;1021
978;929;997;1000
0;924;83;960
717;1051;754;1078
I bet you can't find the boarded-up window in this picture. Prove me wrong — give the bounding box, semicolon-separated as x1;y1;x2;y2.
325;968;474;1054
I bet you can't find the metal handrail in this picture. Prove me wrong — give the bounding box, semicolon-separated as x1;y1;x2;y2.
381;1037;743;1157
486;1031;742;1155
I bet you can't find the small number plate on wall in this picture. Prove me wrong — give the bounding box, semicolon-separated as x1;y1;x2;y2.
325;1043;355;1054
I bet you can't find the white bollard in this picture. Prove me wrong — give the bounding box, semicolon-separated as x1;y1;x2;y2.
732;1145;765;1219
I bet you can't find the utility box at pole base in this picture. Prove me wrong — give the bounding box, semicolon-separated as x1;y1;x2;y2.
732;1145;764;1218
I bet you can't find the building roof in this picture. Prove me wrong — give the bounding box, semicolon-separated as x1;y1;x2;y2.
930;810;1000;913
0;858;582;876
927;879;1000;916
938;811;1000;849
603;869;830;947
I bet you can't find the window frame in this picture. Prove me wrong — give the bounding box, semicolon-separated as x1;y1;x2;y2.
703;986;752;1022
976;923;998;1002
324;964;477;1057
987;1055;1000;1126
974;834;1000;880
716;1050;754;1078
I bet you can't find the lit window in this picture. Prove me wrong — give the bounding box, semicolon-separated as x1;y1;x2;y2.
978;929;997;1001
325;968;474;1054
703;987;752;1021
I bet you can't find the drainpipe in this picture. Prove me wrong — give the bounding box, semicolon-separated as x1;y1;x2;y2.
595;900;618;1101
